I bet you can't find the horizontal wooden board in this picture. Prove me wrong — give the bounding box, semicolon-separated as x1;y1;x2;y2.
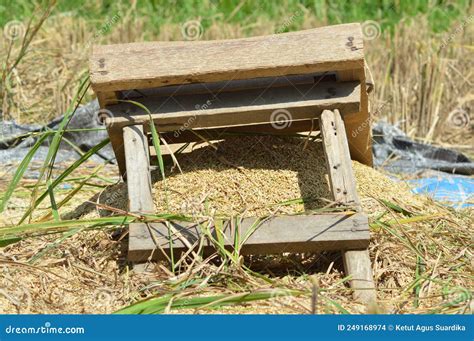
108;80;359;178
106;80;360;132
90;23;364;92
128;213;370;262
157;121;319;144
120;72;332;99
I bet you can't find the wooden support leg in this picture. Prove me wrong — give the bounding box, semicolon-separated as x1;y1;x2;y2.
342;249;376;303
123;125;154;263
337;68;373;166
319;109;376;304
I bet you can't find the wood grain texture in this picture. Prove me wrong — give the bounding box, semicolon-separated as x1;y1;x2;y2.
108;80;359;178
107;124;127;177
123;125;153;213
107;81;360;132
90;23;364;92
123;125;155;264
128;213;370;262
158;121;318;144
337;67;373;166
120;72;327;99
319;109;375;303
319;109;360;207
97;91;118;107
342;249;376;304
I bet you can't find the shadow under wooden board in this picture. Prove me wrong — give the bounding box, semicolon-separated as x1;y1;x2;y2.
89;23;376;304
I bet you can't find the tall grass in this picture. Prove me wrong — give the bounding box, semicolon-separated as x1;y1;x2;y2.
1;1;472;147
2;0;469;33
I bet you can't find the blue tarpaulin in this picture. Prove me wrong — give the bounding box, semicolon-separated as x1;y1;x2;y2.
408;176;474;209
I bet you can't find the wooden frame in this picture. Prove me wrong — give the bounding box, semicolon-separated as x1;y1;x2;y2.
91;24;372;168
91;24;376;304
109;79;361;177
122;109;375;303
90;24;365;93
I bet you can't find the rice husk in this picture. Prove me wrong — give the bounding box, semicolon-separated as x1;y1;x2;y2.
1;136;471;314
152;136;427;218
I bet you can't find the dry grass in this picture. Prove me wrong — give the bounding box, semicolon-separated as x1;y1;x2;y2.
0;136;471;314
367;16;474;150
0;11;472;149
0;5;472;315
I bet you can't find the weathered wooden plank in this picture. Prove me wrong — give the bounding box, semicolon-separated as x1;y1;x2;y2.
97;91;119;107
90;24;364;92
158;120;318;144
123;125;155;264
337;67;373;166
128;213;370;262
107;81;359;179
106;81;360;132
319;109;375;304
120;72;329;100
319;109;360;206
123;125;153;213
342;249;376;303
107;124;127;178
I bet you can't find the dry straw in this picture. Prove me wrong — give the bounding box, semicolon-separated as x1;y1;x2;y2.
1;136;471;314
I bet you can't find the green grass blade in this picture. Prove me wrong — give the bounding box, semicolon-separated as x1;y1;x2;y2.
27;76;90;221
379;199;413;216
18;138;110;224
47;179;60;221
0;132;48;212
413;253;424;308
240;217;263;246
119;100;165;177
37;165;103;221
0;236;22;247
120;100;168;204
114;290;297;314
372;219;425;260
1;214;189;240
321;296;350;314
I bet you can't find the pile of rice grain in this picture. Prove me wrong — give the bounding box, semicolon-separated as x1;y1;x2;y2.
152;136;425;217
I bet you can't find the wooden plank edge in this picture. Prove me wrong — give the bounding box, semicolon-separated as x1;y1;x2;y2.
342;249;376;304
128;213;370;262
